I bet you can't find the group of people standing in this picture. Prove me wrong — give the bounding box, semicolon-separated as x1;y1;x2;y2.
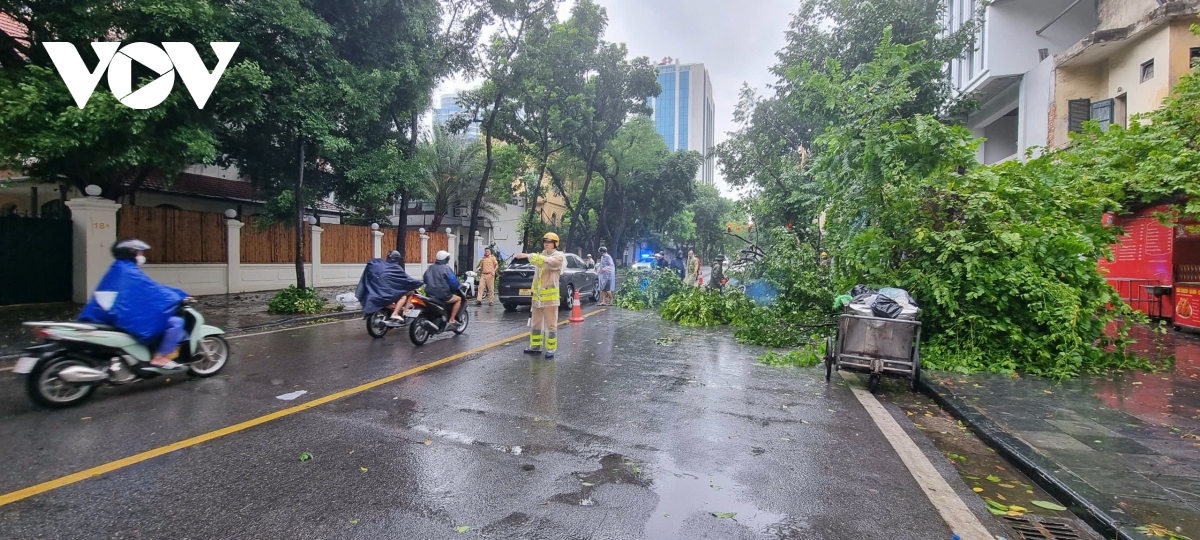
654;250;702;287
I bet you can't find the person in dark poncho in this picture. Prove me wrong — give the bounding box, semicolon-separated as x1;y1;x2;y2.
78;239;191;369
356;250;424;326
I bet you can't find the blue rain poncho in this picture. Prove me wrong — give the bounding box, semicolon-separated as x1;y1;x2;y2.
355;259;424;315
78;260;189;345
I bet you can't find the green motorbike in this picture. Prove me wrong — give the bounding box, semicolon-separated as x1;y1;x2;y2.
14;300;230;408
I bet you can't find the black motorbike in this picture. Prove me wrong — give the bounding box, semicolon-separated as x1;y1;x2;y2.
406;287;470;345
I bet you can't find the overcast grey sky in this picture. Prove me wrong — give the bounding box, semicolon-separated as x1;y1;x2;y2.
434;0;801;195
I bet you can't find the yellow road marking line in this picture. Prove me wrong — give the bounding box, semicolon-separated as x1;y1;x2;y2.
0;309;606;507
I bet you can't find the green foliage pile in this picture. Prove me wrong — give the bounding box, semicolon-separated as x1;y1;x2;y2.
660;288;754;326
268;286;328;315
757;347;824;368
614;269;685;310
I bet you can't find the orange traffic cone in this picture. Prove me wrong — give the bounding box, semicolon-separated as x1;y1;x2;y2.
569;289;585;323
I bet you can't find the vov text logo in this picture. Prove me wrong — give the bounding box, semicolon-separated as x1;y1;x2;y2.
44;42;239;110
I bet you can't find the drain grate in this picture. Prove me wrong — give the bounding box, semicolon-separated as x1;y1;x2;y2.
1002;515;1098;540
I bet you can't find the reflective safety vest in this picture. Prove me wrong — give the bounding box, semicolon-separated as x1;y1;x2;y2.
528;251;562;307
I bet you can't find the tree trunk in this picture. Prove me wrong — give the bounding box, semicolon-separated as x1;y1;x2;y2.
468;93;504;267
521;155;548;249
395;188;410;255
392;113;421;264
564;148;598;251
295;137;307;289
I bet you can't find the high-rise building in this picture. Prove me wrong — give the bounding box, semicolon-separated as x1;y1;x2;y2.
648;59;715;185
433;92;480;139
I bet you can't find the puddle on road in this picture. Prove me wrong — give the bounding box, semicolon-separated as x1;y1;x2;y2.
644;454;785;538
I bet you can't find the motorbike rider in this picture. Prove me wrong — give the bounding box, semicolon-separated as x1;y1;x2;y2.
385;251;419;322
78;239;191;369
518;232;566;359
422;250;464;330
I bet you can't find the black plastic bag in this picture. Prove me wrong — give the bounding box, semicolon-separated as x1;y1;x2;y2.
871;294;902;319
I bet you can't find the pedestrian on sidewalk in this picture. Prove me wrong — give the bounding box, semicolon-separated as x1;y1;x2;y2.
685;249;700;287
597;246;615;306
520;233;565;359
475;247;498;306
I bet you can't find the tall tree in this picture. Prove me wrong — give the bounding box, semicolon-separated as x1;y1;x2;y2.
222;1;355;289
505;0;602;248
715;0;980;231
562;37;659;251
459;0;557;266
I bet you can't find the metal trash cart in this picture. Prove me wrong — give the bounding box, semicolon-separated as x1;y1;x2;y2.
824;313;922;393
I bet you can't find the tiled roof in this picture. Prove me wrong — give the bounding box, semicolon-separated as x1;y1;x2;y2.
138;172;346;214
140;171;258;202
0;12;29;45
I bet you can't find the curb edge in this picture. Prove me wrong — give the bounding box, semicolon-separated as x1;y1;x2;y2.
916;378;1139;540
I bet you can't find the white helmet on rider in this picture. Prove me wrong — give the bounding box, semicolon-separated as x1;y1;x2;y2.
435;250;451;263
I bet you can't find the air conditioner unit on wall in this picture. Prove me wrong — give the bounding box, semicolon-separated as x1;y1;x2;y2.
453;206;468;218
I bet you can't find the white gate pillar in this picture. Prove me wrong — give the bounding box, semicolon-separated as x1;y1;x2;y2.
64;188;121;303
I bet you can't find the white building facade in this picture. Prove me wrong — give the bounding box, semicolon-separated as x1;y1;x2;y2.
946;0;1098;163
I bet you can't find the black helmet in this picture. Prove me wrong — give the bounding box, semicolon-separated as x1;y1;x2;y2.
714;253;726;263
386;250;402;264
112;239;150;260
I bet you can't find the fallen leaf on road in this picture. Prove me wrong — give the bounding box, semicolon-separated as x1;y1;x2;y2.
999;483;1015;488
424;440;432;445
972;487;984;493
299;451;313;462
986;475;1001;483
996;494;1007;501
1008;505;1027;512
1030;500;1067;511
455;526;470;533
711;512;736;519
350;519;358;524
360;467;368;472
80;417;91;420
581;482;594;486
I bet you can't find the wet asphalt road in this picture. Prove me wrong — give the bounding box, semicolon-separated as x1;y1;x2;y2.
0;305;988;539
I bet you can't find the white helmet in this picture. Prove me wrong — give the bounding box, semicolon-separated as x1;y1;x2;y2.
435;250;451;263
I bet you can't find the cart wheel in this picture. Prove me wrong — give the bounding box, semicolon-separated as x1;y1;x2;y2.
824;336;835;382
867;374;881;394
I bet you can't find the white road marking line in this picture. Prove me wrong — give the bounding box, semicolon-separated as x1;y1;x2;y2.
842;372;995;540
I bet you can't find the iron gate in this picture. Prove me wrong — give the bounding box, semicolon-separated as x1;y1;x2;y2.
0;215;73;305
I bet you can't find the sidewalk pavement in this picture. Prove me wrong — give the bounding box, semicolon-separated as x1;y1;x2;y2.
0;286;361;359
924;326;1200;540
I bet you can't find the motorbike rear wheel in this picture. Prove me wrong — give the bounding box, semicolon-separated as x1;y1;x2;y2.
189;335;230;377
366;309;390;338
409;316;432;345
27;354;96;408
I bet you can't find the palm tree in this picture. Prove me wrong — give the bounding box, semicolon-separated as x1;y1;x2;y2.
420;126;485;229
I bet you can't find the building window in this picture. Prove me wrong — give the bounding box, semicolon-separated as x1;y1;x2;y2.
1140;59;1155;82
1091;99;1114;131
1191;47;1200;69
1068;99;1091;133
